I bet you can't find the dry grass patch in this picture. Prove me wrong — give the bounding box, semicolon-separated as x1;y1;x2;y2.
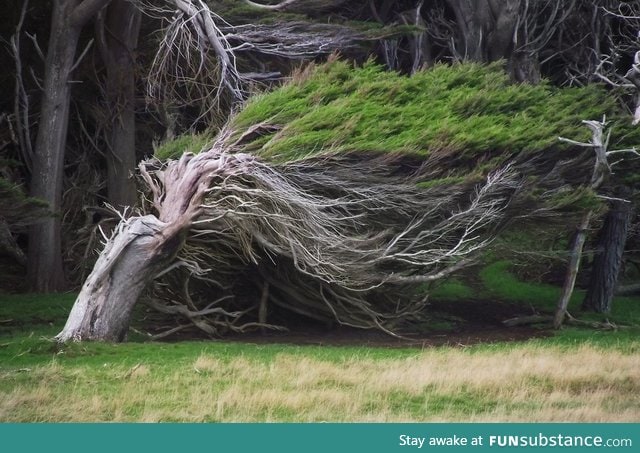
0;344;638;422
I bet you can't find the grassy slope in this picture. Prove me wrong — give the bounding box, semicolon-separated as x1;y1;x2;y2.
1;285;639;422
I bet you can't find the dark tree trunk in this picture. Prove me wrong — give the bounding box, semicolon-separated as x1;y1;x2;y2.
27;0;111;292
446;0;523;69
98;0;141;208
28;2;82;292
446;0;491;61
583;197;633;313
509;51;541;84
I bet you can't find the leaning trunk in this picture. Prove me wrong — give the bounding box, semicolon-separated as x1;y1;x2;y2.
553;211;591;329
56;215;185;341
582;197;632;313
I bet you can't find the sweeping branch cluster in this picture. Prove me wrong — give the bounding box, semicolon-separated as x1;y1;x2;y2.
125;123;524;337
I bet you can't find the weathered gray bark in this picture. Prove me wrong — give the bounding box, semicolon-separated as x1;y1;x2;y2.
28;0;112;292
57;141;225;342
553;211;591;329
553;118;624;328
98;0;141;208
56;215;185;341
582;196;633;313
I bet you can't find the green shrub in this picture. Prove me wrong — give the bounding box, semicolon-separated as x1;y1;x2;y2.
231;60;640;163
153;133;213;161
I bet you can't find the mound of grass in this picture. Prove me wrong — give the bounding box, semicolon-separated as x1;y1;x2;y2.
153;133;213;161
158;61;640;164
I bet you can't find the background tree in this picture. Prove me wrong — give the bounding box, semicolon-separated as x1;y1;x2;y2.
582;188;633;313
27;0;112;291
96;0;141;208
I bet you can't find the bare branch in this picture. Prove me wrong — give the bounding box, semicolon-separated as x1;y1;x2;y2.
242;0;300;10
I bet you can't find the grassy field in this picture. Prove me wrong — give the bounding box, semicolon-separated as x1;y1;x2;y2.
1;264;639;422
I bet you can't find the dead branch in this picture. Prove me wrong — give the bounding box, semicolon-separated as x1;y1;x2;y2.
554;116;636;329
503;314;550;327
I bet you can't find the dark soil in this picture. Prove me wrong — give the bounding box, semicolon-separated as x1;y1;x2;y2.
221;299;550;348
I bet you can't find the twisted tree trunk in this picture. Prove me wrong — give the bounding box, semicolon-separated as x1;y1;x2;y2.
56;215;184;341
57;138;244;341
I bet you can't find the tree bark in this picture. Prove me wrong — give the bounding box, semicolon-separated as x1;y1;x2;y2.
583;197;633;313
98;0;141;208
509;51;541;84
446;0;491;61
28;2;83;292
56;215;186;341
27;0;111;292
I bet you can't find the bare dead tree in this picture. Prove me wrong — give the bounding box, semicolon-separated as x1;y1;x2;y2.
222;22;367;59
144;0;245;127
553;117;639;328
143;0;377;130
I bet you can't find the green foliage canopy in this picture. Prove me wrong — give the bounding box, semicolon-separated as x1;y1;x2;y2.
231;61;639;163
157;61;640;167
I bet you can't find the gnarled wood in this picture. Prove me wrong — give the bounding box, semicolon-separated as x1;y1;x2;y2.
56;215;179;342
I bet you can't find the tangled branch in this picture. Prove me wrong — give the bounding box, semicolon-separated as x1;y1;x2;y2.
130;120;526;337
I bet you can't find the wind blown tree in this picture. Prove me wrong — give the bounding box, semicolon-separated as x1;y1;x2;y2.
11;0;640;294
56;138;517;341
56;61;636;342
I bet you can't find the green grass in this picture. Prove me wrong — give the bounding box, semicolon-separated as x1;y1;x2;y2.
429;278;475;301
2;290;640;421
479;261;640;322
153;133;213;160
427;260;640;349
